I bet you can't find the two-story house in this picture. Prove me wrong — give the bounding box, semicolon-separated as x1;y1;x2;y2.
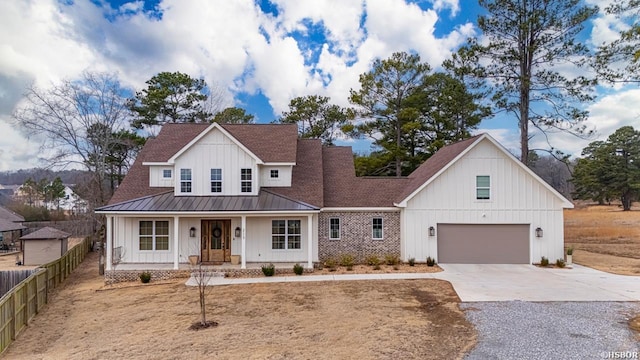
97;122;572;280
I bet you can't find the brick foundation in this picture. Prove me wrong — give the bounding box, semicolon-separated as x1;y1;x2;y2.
104;267;315;284
318;211;401;263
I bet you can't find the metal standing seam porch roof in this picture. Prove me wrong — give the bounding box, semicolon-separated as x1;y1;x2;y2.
96;189;319;213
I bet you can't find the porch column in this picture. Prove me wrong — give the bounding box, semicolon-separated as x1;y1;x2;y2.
105;215;112;271
307;214;313;269
173;216;180;270
241;215;247;269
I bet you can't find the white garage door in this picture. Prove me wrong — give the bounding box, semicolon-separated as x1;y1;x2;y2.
437;224;530;264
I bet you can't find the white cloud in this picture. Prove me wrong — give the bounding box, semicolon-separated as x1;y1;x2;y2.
431;0;460;16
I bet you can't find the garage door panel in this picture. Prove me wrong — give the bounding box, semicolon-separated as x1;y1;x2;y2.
437;224;529;264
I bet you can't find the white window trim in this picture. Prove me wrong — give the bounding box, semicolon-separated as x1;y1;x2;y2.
271;219;303;251
372;218;383;240
270;169;279;178
476;175;491;200
329;218;340;240
241;168;252;193
180;169;192;193
210;168;222;193
139;220;170;252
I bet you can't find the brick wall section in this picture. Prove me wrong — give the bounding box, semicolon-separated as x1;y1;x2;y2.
318;211;401;263
104;267;314;284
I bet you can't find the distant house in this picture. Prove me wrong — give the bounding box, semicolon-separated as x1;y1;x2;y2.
96;123;572;275
0;205;25;249
12;183;87;213
20;227;70;265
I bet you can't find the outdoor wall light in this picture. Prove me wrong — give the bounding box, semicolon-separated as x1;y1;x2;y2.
535;227;543;238
189;227;196;238
235;227;241;238
428;226;435;237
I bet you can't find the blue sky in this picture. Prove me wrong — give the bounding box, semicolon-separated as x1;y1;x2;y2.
0;0;638;170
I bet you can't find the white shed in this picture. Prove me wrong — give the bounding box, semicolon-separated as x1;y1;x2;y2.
20;227;70;266
397;134;573;264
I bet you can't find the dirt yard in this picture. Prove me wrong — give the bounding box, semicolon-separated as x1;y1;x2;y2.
3;251;475;359
565;203;640;275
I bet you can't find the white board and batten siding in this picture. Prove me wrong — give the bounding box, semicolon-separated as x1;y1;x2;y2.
401;139;567;264
173;128;259;196
112;215;319;264
259;166;293;187
149;166;174;187
112;217;175;263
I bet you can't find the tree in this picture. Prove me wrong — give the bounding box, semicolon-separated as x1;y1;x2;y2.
595;0;640;83
349;52;431;176
454;0;598;165
279;95;349;145
44;177;66;210
212;107;255;124
128;71;216;131
348;52;487;176
571;126;640;210
13;72;131;207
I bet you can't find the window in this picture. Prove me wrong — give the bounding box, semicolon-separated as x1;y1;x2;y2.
139;220;169;251
372;218;383;240
476;175;490;200
210;168;222;193
329;218;340;240
241;168;252;193
180;169;192;193
270;169;279;178
272;220;301;250
163;169;172;178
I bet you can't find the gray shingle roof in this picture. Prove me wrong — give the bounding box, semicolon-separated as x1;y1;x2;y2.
0;206;25;222
21;227;71;240
98;189;319;212
0;219;25;232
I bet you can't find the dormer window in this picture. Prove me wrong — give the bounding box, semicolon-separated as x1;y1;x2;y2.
210;168;222;193
180;169;192;193
163;169;172;178
241;168;252;193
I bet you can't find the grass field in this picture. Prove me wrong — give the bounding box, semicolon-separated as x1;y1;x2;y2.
565;203;640;275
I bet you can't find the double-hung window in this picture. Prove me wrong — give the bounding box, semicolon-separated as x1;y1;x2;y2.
139;220;169;251
272;220;301;250
180;169;192;193
476;175;490;200
329;218;340;240
210;168;222;193
241;168;252;193
372;218;383;240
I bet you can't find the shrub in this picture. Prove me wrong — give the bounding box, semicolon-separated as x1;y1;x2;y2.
393;265;399;270
262;263;275;276
365;254;381;266
408;257;416;266
540;256;549;267
556;259;566;268
373;264;381;270
384;254;400;265
566;247;574;255
426;256;436;267
324;257;337;271
293;263;304;275
139;272;151;283
339;254;355;269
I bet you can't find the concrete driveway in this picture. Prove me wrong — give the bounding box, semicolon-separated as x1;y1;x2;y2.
434;264;640;301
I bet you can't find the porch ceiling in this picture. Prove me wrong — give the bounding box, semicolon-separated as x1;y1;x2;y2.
97;189;319;213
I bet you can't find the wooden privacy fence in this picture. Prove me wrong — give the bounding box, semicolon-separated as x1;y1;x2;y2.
0;236;92;355
0;270;35;299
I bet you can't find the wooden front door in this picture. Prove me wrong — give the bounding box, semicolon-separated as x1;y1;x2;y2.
201;220;231;263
